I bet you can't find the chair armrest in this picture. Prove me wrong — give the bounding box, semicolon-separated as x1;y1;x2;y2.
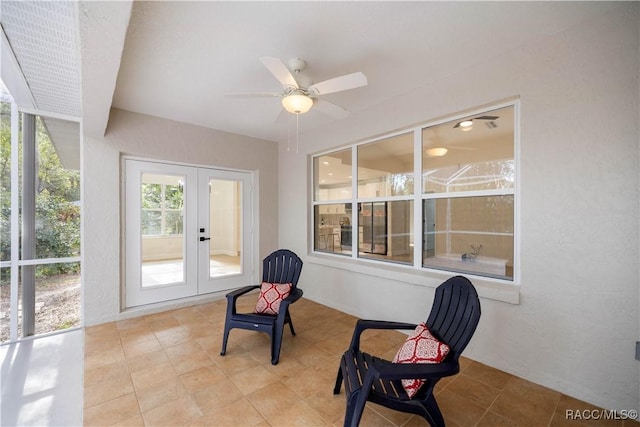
226;285;260;300
283;288;303;304
370;357;459;381
349;319;418;352
225;285;260;316
275;288;303;323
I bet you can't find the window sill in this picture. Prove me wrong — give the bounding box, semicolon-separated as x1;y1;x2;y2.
307;252;520;305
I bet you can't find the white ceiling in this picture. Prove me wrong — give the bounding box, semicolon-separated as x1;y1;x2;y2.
2;1;620;145
110;1;616;144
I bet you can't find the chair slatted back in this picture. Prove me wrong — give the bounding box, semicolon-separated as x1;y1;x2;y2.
262;249;303;288
426;276;481;356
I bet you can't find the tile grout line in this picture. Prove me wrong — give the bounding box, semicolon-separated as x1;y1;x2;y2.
546;392;563;427
472;380;506;427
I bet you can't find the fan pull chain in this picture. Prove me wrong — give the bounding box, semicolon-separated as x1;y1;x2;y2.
287;113;291;152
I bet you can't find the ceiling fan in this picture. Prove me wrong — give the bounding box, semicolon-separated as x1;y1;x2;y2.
453;115;499;129
226;57;367;118
424;122;489;157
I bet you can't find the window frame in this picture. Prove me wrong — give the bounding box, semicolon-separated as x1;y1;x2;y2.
0;88;83;342
140;181;185;237
309;99;520;302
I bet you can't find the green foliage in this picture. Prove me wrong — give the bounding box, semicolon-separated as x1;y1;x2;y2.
141;183;161;209
164;184;183;209
0;100;15;262
57;319;78;330
0;100;80;275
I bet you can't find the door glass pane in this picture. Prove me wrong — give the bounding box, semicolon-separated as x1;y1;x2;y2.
209;179;242;278
140;173;185;287
141;210;161;235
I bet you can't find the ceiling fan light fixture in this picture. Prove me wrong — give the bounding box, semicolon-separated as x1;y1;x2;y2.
282;93;313;114
453;119;474;129
425;147;448;157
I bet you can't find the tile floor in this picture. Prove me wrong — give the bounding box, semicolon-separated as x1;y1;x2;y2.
82;296;638;427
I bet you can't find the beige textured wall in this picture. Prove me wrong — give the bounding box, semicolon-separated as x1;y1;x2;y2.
82;108;278;325
278;4;639;411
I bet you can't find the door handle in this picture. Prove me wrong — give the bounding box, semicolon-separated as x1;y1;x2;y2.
199;236;210;241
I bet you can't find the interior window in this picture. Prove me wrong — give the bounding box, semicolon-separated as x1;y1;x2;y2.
311;103;516;281
422;106;515;280
357;132;414;197
313;148;353;256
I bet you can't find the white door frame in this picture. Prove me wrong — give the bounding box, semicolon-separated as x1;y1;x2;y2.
124;158;254;308
197;167;254;294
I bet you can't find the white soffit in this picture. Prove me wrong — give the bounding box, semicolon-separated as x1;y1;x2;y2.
1;27;34;110
1;1;80;118
1;1;81;170
42;117;80;170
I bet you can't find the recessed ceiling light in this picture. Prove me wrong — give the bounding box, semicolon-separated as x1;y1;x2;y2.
322;161;329;165
328;173;333;176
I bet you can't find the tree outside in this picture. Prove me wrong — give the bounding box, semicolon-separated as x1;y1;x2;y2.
0;96;81;342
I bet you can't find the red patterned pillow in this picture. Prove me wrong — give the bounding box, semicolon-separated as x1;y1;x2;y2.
254;282;292;315
392;323;450;398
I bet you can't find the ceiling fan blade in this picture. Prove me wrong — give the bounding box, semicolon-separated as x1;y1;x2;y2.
314;99;350;119
225;92;280;98
274;107;288;123
448;145;478;151
308;72;367;95
260;57;299;89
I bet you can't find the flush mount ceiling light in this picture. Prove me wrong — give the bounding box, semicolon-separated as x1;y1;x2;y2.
281;92;314;114
425;147;448;157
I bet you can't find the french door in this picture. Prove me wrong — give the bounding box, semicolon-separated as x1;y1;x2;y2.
125;159;253;308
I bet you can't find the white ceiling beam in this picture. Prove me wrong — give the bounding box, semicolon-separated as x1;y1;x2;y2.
79;0;133;138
